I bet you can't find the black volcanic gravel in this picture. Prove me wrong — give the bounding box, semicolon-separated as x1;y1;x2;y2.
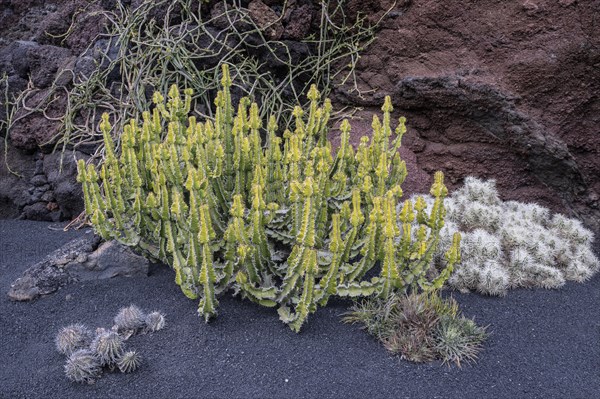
1;220;599;399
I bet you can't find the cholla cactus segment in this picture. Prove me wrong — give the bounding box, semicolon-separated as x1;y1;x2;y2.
55;324;94;356
453;177;501;206
564;257;596;283
64;349;102;384
79;65;458;332
117;351;142;373
461;202;502;231
550;214;594;246
90;330;125;367
145;311;166;332
114;305;146;332
475;261;510;296
578;247;600;273
460;229;502;261
504;201;550;225
423;176;599;296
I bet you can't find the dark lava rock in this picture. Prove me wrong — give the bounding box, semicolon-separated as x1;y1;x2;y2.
21;43;72;89
30;174;48;187
9;40;39;79
0;140;36;219
190;26;240;70
75;37;120;83
258;40;310;69
8;233;100;301
248;0;284;40
43;150;87;220
8;234;149;301
283;4;313;40
67;240;150;280
22;202;60;222
9;88;67;151
210;1;252;31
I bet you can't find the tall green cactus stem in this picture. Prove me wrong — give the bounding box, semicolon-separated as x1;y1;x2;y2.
79;64;460;331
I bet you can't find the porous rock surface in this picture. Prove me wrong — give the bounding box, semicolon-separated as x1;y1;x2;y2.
8;232;149;301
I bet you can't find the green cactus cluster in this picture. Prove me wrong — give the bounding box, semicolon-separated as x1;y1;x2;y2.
78;64;461;332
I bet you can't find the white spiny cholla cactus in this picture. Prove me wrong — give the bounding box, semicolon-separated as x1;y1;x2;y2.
504;201;550;225
475;261;510;296
446;178;502;231
507;247;565;289
550;214;594;246
411;177;599;296
565;247;598;282
460;229;502;261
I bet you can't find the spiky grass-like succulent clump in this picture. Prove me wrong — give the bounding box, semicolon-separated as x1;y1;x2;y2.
117;351;142;373
414;177;600;296
64;349;102;384
90;330;125;368
344;291;485;365
434;315;487;367
114;305;146;332
380;293;442;363
145;311;166;332
55;324;94;356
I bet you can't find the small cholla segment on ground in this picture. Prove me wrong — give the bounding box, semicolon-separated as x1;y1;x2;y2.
411;177;600;296
64;349;102;384
55;324;94;356
114;304;146;332
90;330;124;368
117;351;142;373
55;305;165;384
145;311;166;332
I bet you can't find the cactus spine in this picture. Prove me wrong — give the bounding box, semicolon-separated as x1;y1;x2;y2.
79;64;460;332
117;351;142;373
114;305;146;332
55;324;94;356
90;330;125;368
64;349;102;384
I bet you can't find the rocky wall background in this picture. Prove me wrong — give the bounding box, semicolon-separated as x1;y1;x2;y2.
1;0;598;231
335;0;600;231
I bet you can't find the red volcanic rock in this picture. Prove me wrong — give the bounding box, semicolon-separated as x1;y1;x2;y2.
336;0;600;231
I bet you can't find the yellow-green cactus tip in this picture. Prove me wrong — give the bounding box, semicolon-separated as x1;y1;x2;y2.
382;95;393;113
307;84;320;101
152;91;164;104
340;119;351;133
